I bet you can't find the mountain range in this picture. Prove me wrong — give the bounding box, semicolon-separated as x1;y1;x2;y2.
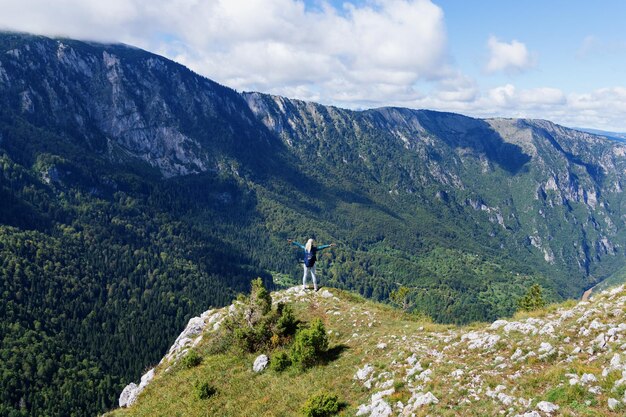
2;32;626;415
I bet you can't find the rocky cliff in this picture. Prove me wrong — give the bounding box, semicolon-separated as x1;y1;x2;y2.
0;33;281;178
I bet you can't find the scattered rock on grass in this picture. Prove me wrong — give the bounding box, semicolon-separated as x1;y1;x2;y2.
253;354;269;372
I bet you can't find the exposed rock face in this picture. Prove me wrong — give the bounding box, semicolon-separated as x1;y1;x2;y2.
536;401;559;413
161;307;232;366
118;383;137;408
119;368;154;407
0;33;274;178
356;388;394;417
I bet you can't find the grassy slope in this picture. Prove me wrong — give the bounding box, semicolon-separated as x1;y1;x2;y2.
109;285;626;417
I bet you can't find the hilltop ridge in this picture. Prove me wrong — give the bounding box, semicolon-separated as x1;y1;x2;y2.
112;284;626;416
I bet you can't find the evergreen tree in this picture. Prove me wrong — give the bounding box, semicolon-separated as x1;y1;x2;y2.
389;286;413;312
517;284;546;312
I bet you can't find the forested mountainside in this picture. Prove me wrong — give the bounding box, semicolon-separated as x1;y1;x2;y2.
1;32;626;416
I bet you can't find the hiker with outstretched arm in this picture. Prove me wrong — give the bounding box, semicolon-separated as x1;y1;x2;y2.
288;238;336;291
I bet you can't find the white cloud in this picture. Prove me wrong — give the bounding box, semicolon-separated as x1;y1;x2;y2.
0;0;450;105
518;87;566;105
486;84;516;107
445;86;626;132
433;72;478;103
2;1;626;130
485;36;534;74
576;35;600;59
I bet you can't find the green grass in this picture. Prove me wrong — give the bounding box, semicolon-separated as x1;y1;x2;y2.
108;286;626;417
108;289;439;417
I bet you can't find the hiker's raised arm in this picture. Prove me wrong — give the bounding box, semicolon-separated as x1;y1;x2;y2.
290;240;305;249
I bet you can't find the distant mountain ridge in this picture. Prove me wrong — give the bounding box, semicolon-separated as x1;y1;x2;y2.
574;127;626;144
2;32;626;415
243;91;626;286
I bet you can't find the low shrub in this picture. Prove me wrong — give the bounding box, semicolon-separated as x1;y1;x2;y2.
233;317;273;353
181;350;202;368
270;351;291;372
290;318;328;369
194;381;217;400
301;392;340;417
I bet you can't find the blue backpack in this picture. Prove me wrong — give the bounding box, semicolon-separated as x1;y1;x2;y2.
304;247;317;267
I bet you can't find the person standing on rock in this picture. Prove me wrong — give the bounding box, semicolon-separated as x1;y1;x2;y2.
288;238;336;291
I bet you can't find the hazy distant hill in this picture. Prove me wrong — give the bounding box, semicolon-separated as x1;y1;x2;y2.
574;127;626;143
2;32;626;415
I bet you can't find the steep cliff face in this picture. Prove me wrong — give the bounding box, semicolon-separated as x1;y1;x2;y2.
0;33;277;178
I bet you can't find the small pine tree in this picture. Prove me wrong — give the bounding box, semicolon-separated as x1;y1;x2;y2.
290;318;329;369
518;284;546;311
244;278;272;327
270;351;291;372
275;304;298;337
390;286;412;312
251;278;272;315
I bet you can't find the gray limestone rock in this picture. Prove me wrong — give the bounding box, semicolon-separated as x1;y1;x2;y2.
253;354;269;372
118;368;154;407
118;382;138;408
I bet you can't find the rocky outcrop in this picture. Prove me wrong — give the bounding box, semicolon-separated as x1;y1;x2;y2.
118;368;154;408
252;355;269;373
118;307;225;407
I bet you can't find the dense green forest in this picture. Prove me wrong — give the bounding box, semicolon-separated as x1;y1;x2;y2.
0;152;260;415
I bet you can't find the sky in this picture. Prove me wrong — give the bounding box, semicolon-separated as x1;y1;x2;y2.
1;0;626;130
